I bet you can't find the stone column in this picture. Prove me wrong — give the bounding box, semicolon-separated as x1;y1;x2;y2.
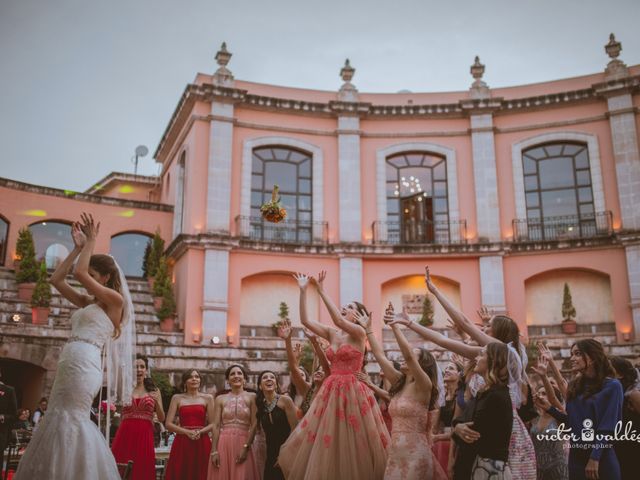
206;43;236;233
479;256;507;313
624;244;640;341
336;60;362;243
202;248;230;342
596;35;640;230
340;256;363;305
463;58;502;242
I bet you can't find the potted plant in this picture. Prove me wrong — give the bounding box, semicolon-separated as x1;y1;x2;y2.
15;227;39;301
152;256;169;310
144;229;165;289
419;294;435;327
561;282;578;334
31;260;52;324
156;282;177;332
272;301;289;335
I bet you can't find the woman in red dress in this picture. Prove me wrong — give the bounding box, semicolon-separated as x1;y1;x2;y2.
111;355;165;480
165;369;215;480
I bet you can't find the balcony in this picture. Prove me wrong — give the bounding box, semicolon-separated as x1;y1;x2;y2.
235;216;329;245
372;219;467;245
512;211;613;242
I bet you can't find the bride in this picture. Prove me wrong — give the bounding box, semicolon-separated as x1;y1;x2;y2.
15;213;135;479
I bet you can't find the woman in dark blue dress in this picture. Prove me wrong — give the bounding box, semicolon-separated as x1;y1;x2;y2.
541;339;623;480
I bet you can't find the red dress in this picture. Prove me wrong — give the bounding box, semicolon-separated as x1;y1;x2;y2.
111;396;156;480
165;404;212;480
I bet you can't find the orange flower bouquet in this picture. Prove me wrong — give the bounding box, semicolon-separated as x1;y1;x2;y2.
260;185;287;223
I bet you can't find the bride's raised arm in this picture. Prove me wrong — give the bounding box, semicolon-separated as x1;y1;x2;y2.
49;222;92;308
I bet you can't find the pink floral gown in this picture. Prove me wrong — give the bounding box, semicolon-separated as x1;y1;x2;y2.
384;395;447;480
278;344;390;480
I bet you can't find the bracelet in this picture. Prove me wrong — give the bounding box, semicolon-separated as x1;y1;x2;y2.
210;451;219;456
365;330;373;335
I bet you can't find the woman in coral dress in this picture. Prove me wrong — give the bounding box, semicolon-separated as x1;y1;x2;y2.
111;355;165;480
165;369;215;480
208;364;260;480
278;272;390;480
365;306;447;480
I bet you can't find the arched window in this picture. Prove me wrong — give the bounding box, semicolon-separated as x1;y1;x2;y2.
250;147;312;243
110;232;153;278
385;152;448;243
522;142;597;239
29;221;73;269
0;215;8;266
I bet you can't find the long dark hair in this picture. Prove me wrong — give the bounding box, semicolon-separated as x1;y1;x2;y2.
287;366;309;399
136;354;156;392
609;356;638;393
388;349;440;410
567;339;615;401
89;254;123;338
490;315;521;357
256;370;280;424
484;342;509;388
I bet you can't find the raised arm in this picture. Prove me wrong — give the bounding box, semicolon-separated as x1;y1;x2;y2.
305;329;332;376
538;342;568;399
389;313;432;395
294;273;332;340
49;223;92;308
393;313;481;360
313;271;365;341
279;395;299;430
425;266;493;346
356;372;391;402
354;309;401;385
277;320;310;397
531;355;564;411
75;214;123;328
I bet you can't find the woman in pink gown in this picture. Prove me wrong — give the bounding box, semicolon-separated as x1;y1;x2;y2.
278;272;389;480
208;364;259;480
363;305;446;480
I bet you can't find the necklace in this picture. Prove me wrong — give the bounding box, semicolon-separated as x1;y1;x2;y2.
264;394;279;413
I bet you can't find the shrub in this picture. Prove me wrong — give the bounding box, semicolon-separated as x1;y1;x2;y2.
16;228;38;283
31;260;52;308
143;229;165;279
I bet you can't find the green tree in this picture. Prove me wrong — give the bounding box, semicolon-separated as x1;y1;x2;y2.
16;228;38;283
561;283;576;321
144;229;165;279
419;294;435;327
31;260;52;307
157;283;177;320
153;256;170;297
278;302;289;321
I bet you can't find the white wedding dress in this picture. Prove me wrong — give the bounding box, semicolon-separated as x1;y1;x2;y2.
15;304;121;479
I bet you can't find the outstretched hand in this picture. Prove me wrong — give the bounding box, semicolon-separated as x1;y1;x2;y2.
477;306;492;324
71;222;87;249
293;273;310;290
276;319;292;340
79;212;100;240
353;310;371;330
310;270;326;291
424;266;437;294
388;307;412;327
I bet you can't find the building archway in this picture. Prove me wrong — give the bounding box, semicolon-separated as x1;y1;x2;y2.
28;220;73;268
110;231;153;278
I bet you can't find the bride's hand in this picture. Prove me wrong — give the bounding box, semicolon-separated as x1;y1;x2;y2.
293;273;310;290
80;212;100;240
71;222;87;249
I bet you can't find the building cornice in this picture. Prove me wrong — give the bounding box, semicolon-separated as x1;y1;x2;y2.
0;177;173;212
85;171;160;194
154;74;640;165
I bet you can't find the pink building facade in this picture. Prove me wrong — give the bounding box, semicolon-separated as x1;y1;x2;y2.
2;35;640;357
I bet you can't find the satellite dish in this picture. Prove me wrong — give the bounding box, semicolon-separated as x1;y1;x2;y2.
135;145;149;157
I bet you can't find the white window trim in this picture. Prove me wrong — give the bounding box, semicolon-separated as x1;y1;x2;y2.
241;137;324;238
511;132;606;220
376;142;460;237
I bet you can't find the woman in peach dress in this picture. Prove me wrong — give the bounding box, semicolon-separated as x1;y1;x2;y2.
363;305;447;480
277;272;389;480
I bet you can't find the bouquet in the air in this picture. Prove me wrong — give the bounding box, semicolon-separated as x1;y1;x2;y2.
260;185;287;223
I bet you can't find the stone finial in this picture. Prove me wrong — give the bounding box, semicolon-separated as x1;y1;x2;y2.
470;56;485;81
213;41;234;86
604;33;628;80
338;58;358;102
605;33;622;60
340;59;355;83
469;55;490;99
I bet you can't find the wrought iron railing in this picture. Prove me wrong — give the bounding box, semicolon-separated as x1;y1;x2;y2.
512;211;613;242
372;219;467;245
235;216;329;245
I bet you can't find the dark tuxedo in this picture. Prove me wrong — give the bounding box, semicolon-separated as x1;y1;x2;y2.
0;383;18;471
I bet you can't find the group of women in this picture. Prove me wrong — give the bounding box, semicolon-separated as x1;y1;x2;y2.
12;212;639;480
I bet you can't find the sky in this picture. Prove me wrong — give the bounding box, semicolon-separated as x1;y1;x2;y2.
1;0;639;192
